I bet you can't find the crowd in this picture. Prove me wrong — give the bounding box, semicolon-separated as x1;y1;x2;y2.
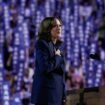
0;0;105;105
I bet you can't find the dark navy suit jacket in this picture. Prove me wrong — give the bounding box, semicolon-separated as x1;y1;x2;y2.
31;39;66;105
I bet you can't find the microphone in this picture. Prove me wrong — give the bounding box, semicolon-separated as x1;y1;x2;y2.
89;53;100;60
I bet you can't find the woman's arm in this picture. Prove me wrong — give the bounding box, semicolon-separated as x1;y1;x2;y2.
36;40;63;74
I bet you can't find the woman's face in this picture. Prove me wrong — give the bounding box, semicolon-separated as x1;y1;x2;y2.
51;19;62;39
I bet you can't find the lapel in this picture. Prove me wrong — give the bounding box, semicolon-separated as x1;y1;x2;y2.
48;41;64;57
48;41;55;57
42;39;64;58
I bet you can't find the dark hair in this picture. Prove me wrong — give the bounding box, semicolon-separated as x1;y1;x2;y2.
38;17;62;41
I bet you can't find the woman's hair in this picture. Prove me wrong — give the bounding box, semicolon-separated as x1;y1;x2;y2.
38;17;62;41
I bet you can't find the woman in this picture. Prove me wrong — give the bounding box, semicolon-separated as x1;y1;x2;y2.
30;17;66;105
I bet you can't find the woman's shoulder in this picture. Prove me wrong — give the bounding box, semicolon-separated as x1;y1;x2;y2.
35;39;49;48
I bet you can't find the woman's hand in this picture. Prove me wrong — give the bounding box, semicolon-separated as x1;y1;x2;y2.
62;99;66;105
55;49;61;56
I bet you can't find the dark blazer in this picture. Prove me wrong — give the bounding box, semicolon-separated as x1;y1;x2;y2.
31;39;66;105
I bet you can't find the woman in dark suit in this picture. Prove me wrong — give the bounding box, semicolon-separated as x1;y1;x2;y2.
30;17;66;105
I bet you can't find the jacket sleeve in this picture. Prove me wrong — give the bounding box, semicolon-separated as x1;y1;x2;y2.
36;40;63;74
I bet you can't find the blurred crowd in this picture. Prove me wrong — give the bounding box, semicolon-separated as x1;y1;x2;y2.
0;0;105;105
